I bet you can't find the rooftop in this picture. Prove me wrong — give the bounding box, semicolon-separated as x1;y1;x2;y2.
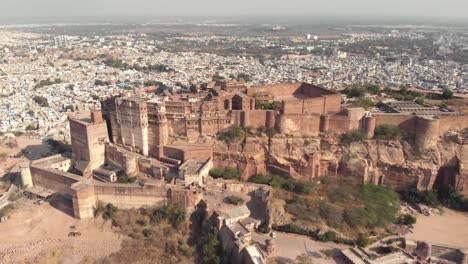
380;101;463;116
68;111;92;124
24;186;55;199
221;204;250;220
179;158;210;175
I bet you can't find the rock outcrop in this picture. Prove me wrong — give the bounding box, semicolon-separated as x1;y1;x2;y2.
212;129;468;196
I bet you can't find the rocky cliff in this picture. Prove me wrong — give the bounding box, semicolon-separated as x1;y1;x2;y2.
211;129;468;196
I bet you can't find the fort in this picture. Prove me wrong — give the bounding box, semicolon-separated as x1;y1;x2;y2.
19;81;467;221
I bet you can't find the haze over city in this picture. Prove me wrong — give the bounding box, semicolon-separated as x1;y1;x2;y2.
0;1;467;264
2;0;468;22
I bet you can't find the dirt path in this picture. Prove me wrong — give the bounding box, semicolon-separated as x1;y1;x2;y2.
252;231;348;263
0;199;122;263
405;208;468;248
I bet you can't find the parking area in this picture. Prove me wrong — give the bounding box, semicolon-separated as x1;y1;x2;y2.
252;231;348;263
405;209;468;248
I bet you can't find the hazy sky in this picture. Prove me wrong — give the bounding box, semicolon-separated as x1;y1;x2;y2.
2;0;468;19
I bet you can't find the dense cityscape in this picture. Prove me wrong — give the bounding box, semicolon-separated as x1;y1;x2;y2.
1;23;467;137
0;6;467;264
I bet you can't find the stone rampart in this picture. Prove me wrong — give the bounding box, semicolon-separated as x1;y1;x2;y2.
93;182;167;209
164;145;213;162
276;114;321;136
29;165;81;198
374;114;416;132
438;115;468;135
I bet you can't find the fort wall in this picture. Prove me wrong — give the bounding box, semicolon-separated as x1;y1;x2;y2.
438;115;468;135
233;110;277;128
374;114;467;150
415;118;440;150
374;114;417;133
322;94;342;113
105;144;139;175
72;182;96;219
282;100;305;115
276;114;321;136
29;165;80;198
69;112;108;177
93;182;167;209
163;145;213;162
247;83;302;97
328;115;351;133
364;116;376;138
284;96;341;115
69;120;90;163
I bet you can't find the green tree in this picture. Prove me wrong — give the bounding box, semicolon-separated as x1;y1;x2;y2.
33;96;49;107
103;203;118;220
397;214;416;225
237;73;252;82
437;186;468;211
340;130;367;145
441;88;453;100
374;124;404;140
225;195;244;205
248;174;270;184
317;230;337;242
94;79;105;86
200;228;222;264
209;167;240;180
352;98;375;109
25;124;37;131
356;233;370;247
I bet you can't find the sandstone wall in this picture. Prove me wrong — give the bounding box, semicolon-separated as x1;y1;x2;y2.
284;95;341;115
72;182;96;219
231;110;278;129
374;114;467;150
243;110;268;127
374;114;416;133
105;144;139;175
168;118;187;136
247;83;302;97
438;115;468;135
148;123;167;159
69;120;90;163
212;158;267;181
164;145;213;162
276;114;321;136
93;182;167;209
69;117;108;176
415;118;440;150
29;165;81;198
282;100;305;115
322;94;342;113
163;146;185;160
168;188;201;209
328;115;351;133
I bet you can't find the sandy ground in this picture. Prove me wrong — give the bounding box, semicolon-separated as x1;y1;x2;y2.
405;209;468;248
252;231;348;263
0;135;51;174
0;198;122;264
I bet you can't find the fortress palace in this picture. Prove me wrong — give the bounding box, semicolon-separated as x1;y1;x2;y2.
19;81;467;219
